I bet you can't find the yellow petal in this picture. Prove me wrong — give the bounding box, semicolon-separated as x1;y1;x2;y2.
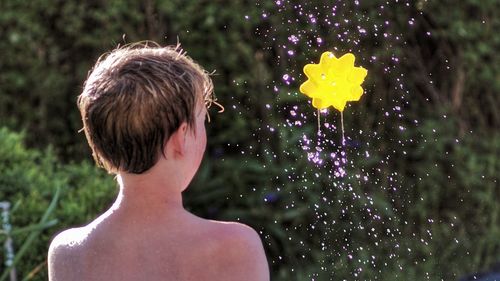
312;98;331;109
349;86;364;101
334;53;355;74
338;53;355;65
299;80;317;97
319;52;336;70
303;64;324;82
320;51;335;63
331;97;347;112
348;67;368;84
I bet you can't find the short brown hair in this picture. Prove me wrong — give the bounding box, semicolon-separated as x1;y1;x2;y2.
78;42;213;174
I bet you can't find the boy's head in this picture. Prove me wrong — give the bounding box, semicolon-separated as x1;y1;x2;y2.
78;42;214;174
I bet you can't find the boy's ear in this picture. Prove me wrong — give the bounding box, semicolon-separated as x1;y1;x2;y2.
166;122;188;158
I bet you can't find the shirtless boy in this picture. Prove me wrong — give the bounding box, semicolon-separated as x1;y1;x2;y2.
48;43;269;281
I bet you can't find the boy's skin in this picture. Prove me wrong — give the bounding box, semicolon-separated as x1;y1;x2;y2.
48;93;270;279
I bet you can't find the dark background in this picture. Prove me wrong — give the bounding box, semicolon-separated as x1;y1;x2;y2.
0;0;498;280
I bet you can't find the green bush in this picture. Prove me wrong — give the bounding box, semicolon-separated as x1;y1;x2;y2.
0;127;116;280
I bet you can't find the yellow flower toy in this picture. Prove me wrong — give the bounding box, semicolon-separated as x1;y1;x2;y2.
300;51;367;141
300;51;367;112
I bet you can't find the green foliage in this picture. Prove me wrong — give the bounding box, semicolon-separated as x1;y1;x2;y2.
0;128;116;280
0;0;147;158
1;186;60;281
389;118;500;280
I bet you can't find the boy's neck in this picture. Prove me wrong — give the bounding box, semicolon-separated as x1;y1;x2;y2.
112;173;187;220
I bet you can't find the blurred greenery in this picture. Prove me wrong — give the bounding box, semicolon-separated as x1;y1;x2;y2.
0;0;499;280
0;128;116;280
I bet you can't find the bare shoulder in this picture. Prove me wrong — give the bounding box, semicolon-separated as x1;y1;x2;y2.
207;221;270;281
48;227;86;281
212;221;263;249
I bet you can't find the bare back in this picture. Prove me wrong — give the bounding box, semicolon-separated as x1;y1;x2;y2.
48;210;269;281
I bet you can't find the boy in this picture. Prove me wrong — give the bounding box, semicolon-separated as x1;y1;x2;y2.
48;43;269;281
